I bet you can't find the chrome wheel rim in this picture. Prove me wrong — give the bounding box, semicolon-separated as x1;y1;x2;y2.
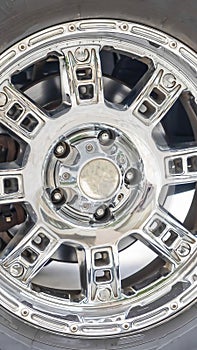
0;19;196;336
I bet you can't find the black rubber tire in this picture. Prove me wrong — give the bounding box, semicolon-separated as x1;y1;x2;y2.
0;1;197;349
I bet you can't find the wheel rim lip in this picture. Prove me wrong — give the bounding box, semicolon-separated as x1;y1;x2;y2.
0;19;196;336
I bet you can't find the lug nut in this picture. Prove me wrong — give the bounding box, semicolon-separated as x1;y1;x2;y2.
125;168;139;185
54;141;69;158
10;262;24;277
51;188;65;205
100;132;110;143
53;192;62;201
94;206;111;221
98;129;114;146
0;92;8;107
56;145;64;154
96;207;105;218
125;169;135;183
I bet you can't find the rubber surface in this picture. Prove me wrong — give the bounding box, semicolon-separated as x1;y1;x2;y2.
0;0;197;53
0;0;197;349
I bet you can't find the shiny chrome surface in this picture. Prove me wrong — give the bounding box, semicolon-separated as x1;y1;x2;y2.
79;158;120;200
0;19;196;336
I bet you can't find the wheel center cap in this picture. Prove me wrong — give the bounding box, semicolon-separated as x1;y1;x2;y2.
79;158;120;200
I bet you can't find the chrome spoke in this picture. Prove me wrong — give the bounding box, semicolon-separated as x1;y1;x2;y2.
131;65;186;127
163;147;197;185
138;207;197;266
1;225;60;284
0;170;25;204
83;244;121;302
0;82;46;140
61;45;104;107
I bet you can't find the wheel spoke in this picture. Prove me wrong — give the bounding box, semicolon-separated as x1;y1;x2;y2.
1;225;60;284
0;82;47;140
163;147;197;185
82;244;121;302
61;45;104;107
130;65;186;127
0;170;25;204
137;207;196;266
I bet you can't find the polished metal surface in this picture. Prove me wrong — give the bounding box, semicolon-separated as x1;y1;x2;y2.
79;158;120;200
0;19;196;336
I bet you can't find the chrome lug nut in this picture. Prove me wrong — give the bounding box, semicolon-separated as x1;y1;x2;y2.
10;263;24;277
54;141;69;158
75;47;89;62
126;170;135;182
0;92;8;107
100;132;110;143
94;206;110;221
51;188;65;204
98;129;114;146
56;145;64;154
96;208;105;217
53;192;62;201
125;168;139;185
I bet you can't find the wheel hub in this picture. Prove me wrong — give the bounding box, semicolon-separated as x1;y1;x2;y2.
79;158;120;200
44;124;145;227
